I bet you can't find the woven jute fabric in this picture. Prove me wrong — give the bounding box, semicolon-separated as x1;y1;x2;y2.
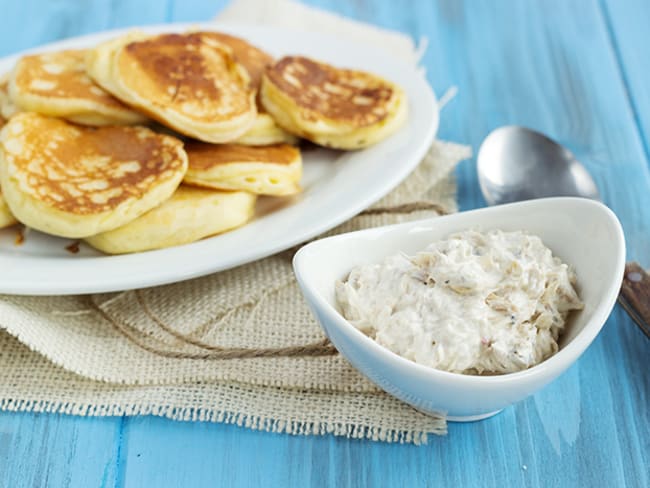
0;140;470;443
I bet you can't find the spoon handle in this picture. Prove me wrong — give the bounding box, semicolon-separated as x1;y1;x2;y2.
619;262;650;339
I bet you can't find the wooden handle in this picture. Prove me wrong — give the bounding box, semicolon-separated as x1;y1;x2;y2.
619;262;650;339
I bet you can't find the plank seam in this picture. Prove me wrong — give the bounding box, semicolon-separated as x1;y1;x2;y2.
597;0;650;163
114;417;127;488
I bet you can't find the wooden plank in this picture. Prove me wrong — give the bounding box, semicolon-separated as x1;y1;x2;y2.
0;412;121;487
0;0;168;56
600;0;650;162
167;0;227;22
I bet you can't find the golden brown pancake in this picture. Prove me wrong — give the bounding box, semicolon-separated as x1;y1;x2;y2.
199;32;273;90
87;31;257;143
184;142;302;196
0;190;17;228
196;32;296;145
0;112;187;238
85;185;256;254
0;77;20;120
0;81;11;229
8;50;146;126
231;111;298;146
260;56;407;149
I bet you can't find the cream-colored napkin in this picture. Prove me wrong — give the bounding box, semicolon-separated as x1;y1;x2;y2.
0;0;471;443
217;0;428;68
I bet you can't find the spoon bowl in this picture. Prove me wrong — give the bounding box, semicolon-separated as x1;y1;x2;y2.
477;126;600;205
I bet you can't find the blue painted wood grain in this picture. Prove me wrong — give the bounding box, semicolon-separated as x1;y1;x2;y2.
600;0;650;164
0;1;649;487
0;413;120;486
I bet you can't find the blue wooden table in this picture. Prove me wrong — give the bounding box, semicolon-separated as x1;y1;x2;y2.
1;1;649;486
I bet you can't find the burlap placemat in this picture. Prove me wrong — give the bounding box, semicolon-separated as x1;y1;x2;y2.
0;1;473;443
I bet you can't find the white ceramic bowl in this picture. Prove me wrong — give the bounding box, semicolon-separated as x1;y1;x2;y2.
293;198;625;421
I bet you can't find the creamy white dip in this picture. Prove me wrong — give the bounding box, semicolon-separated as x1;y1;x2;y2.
335;230;583;375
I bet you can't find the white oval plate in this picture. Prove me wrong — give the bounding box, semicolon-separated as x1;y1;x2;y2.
0;22;438;295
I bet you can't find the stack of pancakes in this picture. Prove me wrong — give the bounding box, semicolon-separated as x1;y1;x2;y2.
0;30;407;254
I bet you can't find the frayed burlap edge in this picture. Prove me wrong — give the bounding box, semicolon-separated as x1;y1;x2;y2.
0;141;468;442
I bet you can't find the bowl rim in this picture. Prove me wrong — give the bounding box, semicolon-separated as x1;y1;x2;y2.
293;197;626;387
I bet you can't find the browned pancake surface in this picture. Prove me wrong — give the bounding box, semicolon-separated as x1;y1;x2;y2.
266;56;395;126
118;33;252;122
186;142;298;169
3;113;185;215
13;50;132;110
199;32;273;90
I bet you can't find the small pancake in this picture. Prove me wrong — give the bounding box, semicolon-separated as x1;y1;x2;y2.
0;94;13;229
0;190;17;228
0;104;13;228
0;112;187;238
199;32;273;90
260;56;407;149
189;31;295;145
8;50;146;126
232;111;298;145
85;185;256;254
87;32;257;143
0;76;20;120
184;142;302;196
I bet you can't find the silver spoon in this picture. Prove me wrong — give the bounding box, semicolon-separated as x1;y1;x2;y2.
477;126;600;205
477;126;650;338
